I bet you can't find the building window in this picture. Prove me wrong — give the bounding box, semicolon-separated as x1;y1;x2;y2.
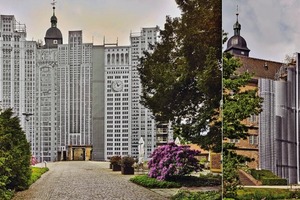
249;135;258;145
229;139;239;143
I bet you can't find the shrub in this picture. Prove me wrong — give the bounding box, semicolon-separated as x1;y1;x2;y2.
168;175;221;187
110;156;121;165
120;156;135;167
237;188;294;200
130;175;181;188
261;178;287;185
148;142;201;180
250;169;287;185
171;190;221;200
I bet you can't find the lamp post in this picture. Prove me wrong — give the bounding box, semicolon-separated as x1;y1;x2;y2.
22;112;34;155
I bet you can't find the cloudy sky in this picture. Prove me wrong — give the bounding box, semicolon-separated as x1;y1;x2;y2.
0;0;181;45
223;0;300;63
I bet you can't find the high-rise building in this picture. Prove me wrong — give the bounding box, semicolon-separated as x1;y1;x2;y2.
57;30;93;159
1;7;168;162
103;44;132;159
130;27;160;159
0;15;36;154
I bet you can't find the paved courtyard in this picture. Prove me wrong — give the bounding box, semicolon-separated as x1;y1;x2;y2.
12;161;169;200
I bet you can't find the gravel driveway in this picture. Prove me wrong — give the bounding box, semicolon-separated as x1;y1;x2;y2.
12;161;168;200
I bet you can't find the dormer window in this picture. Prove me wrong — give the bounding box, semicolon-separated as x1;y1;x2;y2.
53;40;58;44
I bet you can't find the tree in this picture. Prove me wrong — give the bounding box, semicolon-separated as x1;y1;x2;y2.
138;0;222;152
222;53;263;198
0;109;31;192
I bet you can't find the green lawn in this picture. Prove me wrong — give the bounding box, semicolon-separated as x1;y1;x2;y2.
29;167;49;185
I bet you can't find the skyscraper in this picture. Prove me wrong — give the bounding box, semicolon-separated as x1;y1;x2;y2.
0;15;36;154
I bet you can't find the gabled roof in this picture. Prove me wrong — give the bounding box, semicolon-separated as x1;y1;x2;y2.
234;55;283;80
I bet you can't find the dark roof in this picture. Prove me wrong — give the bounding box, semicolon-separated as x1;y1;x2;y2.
235;55;283;80
226;35;250;52
45;27;62;39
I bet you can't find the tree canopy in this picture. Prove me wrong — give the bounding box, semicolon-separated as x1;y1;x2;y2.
222;53;263;198
138;0;222;152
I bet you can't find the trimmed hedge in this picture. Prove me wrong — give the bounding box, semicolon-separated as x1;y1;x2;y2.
249;169;287;185
130;174;221;188
130;175;181;188
261;178;287;185
237;188;300;200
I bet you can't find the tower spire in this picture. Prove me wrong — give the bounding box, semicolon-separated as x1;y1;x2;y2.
50;0;57;28
233;5;241;36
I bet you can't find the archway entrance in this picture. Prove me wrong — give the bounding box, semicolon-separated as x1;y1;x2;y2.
68;145;92;161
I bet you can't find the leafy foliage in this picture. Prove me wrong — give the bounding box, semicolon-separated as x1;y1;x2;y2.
138;0;222;152
120;156;135;167
0;108;31;195
148;143;201;180
222;53;263;198
109;156;121;165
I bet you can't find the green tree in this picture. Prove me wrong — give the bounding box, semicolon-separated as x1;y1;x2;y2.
138;0;222;152
0;108;31;193
222;53;263;198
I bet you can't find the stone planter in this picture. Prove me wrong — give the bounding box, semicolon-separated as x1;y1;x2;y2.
121;166;134;175
112;164;121;171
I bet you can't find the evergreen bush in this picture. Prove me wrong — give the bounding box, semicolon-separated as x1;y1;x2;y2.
0;109;32;199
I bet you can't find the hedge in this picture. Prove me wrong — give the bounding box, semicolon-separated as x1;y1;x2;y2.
261;178;287;185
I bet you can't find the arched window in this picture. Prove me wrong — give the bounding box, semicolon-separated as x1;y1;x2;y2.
112;54;115;64
107;54;111;65
116;54;119;65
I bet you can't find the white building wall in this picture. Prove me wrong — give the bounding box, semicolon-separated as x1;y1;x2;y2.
104;46;132;160
130;27;160;159
0;15;36;155
36;48;58;162
57;31;92;156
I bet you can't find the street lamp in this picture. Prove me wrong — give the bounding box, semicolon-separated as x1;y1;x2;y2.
22;112;34;156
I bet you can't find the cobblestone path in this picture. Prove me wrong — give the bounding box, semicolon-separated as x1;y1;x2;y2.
13;161;168;200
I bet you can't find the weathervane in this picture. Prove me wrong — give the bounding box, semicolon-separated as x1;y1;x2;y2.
51;0;57;7
236;5;239;21
51;0;57;15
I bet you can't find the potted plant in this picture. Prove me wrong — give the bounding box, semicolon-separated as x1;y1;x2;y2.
110;156;121;171
120;156;135;175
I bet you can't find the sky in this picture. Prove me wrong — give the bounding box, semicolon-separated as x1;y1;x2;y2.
223;0;300;63
0;0;181;46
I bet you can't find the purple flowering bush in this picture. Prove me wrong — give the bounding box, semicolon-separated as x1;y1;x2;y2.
148;142;201;180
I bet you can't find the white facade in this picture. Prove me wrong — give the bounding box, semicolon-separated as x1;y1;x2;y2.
104;45;132;160
57;31;93;153
36;48;58;162
130;27;160;159
0;15;36;153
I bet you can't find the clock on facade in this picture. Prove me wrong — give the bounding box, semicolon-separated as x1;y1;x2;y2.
111;80;123;92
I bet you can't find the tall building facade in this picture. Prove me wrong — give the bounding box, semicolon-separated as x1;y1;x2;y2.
104;45;132;159
1;9;170;162
258;54;300;184
0;15;36;154
130;27;160;159
57;30;93;155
